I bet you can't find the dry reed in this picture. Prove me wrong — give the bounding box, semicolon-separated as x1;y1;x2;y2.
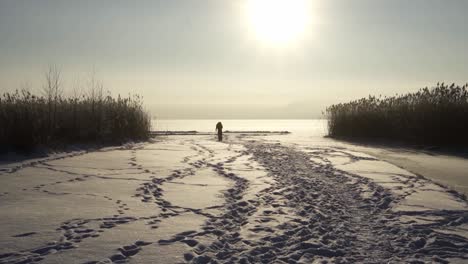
326;83;468;147
1;70;151;151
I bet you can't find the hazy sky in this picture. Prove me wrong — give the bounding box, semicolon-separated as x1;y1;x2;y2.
1;0;467;118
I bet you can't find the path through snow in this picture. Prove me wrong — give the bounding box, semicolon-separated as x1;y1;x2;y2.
0;135;467;263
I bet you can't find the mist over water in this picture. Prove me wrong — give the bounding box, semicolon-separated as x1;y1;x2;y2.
152;119;328;136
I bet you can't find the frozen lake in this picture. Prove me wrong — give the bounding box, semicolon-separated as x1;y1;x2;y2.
1;131;467;263
152;119;328;135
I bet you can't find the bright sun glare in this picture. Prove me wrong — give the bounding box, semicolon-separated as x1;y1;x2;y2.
247;0;310;45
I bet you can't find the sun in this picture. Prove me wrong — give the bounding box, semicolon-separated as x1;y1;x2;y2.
246;0;310;45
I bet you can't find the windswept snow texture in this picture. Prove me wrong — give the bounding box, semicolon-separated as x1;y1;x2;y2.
1;135;467;263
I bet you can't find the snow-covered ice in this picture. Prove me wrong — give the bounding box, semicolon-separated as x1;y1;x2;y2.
0;134;467;263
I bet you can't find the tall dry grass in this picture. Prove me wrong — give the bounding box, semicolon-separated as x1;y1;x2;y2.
0;68;151;151
326;83;468;147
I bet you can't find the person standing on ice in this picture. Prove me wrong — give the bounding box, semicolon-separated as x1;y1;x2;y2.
216;122;223;141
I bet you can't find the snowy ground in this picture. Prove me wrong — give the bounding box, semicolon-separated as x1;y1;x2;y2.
0;134;467;263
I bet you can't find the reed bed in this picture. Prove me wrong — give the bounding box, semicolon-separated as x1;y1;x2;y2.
326;83;468;147
0;89;151;151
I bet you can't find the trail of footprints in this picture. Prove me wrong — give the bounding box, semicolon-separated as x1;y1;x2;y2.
305;146;466;210
0;142;405;263
157;142;468;263
1;145;161;264
2;140;468;263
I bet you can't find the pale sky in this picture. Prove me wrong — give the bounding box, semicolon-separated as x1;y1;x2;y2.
1;0;467;118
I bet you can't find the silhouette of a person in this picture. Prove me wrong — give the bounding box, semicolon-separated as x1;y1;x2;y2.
216;122;223;141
